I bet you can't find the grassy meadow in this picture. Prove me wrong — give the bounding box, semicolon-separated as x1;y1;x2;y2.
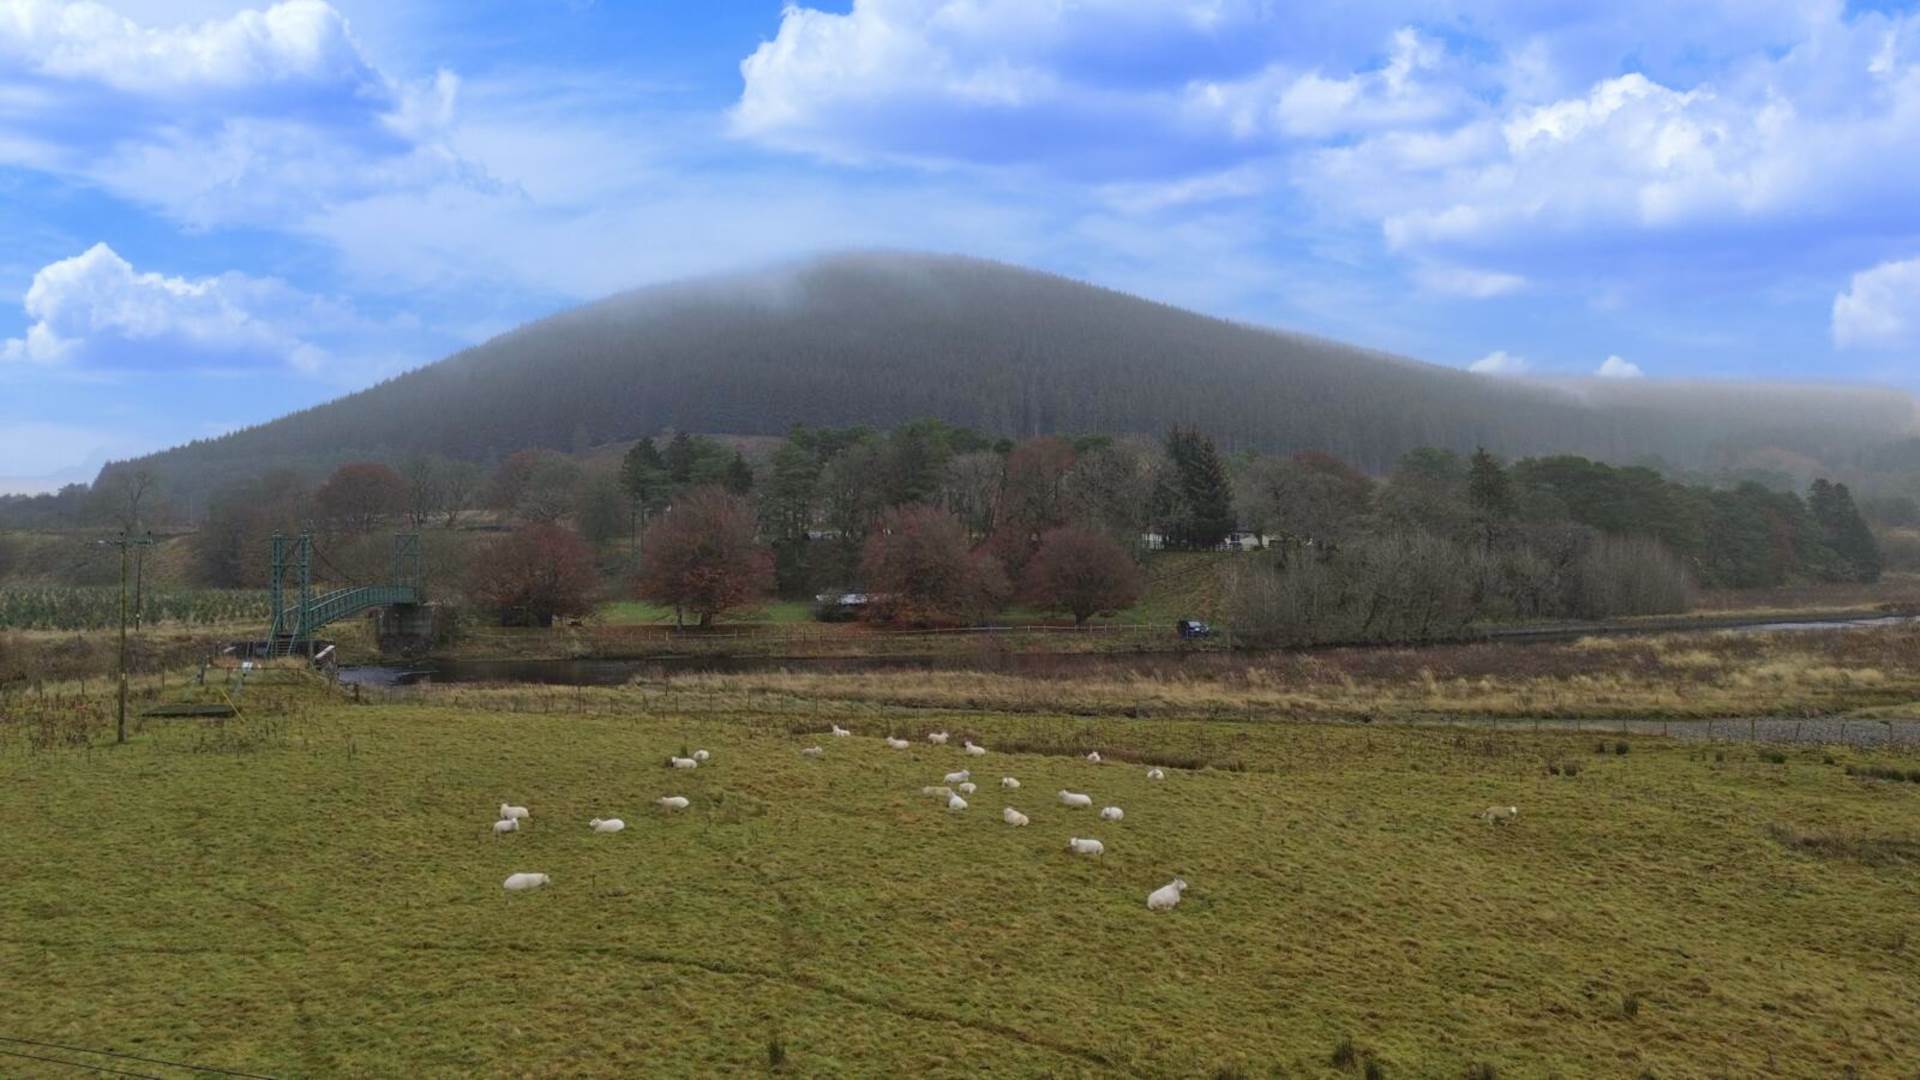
5;674;1920;1078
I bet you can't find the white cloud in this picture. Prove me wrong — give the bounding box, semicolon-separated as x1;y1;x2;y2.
1468;349;1530;375
2;243;332;370
0;0;374;95
1412;262;1525;298
1187;28;1465;140
1595;354;1645;378
1833;256;1920;349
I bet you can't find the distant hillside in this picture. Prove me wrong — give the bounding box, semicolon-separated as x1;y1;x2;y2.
114;252;1917;501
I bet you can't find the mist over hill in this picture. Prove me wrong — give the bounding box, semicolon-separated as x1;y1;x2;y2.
113;252;1917;501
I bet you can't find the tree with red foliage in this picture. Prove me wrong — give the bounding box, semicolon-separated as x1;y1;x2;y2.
636;488;773;627
467;524;600;627
989;436;1078;575
1021;525;1143;626
861;504;1009;626
316;462;406;533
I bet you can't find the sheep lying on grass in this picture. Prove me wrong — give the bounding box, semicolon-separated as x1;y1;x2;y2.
944;770;971;785
927;731;950;745
1100;806;1124;822
503;873;550;892
589;818;625;833
656;796;690;811
1479;805;1519;825
1067;837;1104;856
1146;768;1166;781
1001;777;1020;790
885;737;911;750
692;749;711;763
800;746;825;758
500;803;530;821
921;786;953;798
668;756;699;770
1147;878;1187;911
963;741;987;756
1002;807;1029;827
830;725;851;737
1085;751;1103;764
957;781;977;794
492;818;520;836
1059;790;1093;808
947;794;968;812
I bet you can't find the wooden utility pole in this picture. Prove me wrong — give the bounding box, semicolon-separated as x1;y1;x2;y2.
103;530;155;744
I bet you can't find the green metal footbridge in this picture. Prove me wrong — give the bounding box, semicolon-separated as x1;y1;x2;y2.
265;532;424;657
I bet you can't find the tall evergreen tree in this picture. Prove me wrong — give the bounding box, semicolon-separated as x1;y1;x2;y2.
620;438;668;509
724;452;755;495
1810;479;1882;583
664;432;697;484
1467;446;1512;546
1164;427;1236;549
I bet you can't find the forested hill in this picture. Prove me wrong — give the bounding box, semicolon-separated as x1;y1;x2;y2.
117;252;1916;496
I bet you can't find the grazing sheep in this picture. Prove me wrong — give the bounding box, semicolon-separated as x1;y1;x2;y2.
885;736;911;750
669;756;699;770
963;741;987;756
1067;837;1105;856
1086;751;1103;764
589;818;625;833
947;794;968;812
801;746;825;758
1479;805;1519;825
921;786;954;798
1058;790;1093;808
492;818;519;836
692;749;711;762
500;803;530;821
957;781;977;795
502;872;550;892
1147;878;1188;911
943;769;972;785
927;731;950;745
1001;777;1021;790
1002;807;1029;827
830;725;851;737
1146;767;1165;781
656;796;690;811
1099;806;1124;822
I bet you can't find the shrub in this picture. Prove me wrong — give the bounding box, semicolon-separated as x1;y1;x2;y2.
1331;1037;1358;1068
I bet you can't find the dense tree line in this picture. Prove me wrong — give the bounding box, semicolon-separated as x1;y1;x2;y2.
92;252;1919;511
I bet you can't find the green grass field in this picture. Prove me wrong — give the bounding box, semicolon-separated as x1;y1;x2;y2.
5;680;1919;1078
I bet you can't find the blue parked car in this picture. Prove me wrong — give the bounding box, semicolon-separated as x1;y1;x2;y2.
1175;619;1214;640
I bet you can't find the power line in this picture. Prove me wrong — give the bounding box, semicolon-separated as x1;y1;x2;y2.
0;1036;276;1079
0;1045;166;1079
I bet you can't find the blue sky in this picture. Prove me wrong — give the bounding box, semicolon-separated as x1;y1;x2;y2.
3;0;1920;492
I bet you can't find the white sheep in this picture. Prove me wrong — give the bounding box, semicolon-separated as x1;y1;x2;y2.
1100;806;1124;822
1001;776;1020;790
589;818;625;833
921;785;953;798
927;731;950;745
947;794;968;812
1146;767;1165;781
692;749;711;762
1002;807;1029;827
1067;837;1104;856
801;746;825;758
885;736;911;750
957;781;977;795
1147;878;1187;911
1058;790;1093;808
830;725;851;737
943;769;972;785
656;796;690;811
1479;805;1519;825
669;756;699;770
500;803;530;821
492;818;519;836
502;872;550;892
963;741;987;756
1085;751;1103;764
